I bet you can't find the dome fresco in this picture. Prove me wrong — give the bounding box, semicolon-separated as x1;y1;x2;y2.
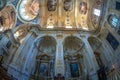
18;0;39;21
16;0;103;31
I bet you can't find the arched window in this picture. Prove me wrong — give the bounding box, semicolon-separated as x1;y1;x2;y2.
108;15;119;30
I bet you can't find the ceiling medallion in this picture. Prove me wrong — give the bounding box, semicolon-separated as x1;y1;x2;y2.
79;2;87;14
47;0;57;11
64;0;73;11
18;0;39;21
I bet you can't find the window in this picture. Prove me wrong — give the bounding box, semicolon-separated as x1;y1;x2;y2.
39;63;49;76
116;1;120;11
70;63;80;77
108;15;119;30
106;32;119;50
111;17;119;28
94;9;101;16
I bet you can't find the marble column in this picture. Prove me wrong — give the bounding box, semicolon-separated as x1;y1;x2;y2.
11;32;33;65
82;38;99;80
55;38;65;76
8;30;37;80
65;59;70;79
5;30;19;69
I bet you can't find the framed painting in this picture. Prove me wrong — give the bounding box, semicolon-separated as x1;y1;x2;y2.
39;63;49;76
106;32;119;50
70;63;79;77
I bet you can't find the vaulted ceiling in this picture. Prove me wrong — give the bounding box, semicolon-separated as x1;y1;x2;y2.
0;0;104;32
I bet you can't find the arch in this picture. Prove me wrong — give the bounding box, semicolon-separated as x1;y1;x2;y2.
13;24;40;40
88;36;108;67
35;35;57;54
63;36;84;78
13;23;40;33
32;35;57;79
63;36;84;55
88;36;102;51
36;54;51;60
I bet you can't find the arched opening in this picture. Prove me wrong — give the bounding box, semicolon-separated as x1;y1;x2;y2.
88;37;104;68
94;52;103;68
88;36;107;80
63;36;84;79
34;36;56;79
13;24;39;43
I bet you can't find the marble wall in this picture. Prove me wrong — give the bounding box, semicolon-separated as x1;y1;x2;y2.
0;26;109;80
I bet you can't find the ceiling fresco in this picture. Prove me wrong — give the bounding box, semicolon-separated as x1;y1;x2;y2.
0;5;16;31
0;0;104;32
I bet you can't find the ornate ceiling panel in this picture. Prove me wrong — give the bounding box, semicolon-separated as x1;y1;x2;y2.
0;5;16;32
38;0;104;31
0;0;104;32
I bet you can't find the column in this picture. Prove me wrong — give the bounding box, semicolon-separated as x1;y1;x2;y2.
55;38;65;76
8;31;37;80
65;59;70;79
50;59;54;78
82;38;99;80
11;32;32;64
